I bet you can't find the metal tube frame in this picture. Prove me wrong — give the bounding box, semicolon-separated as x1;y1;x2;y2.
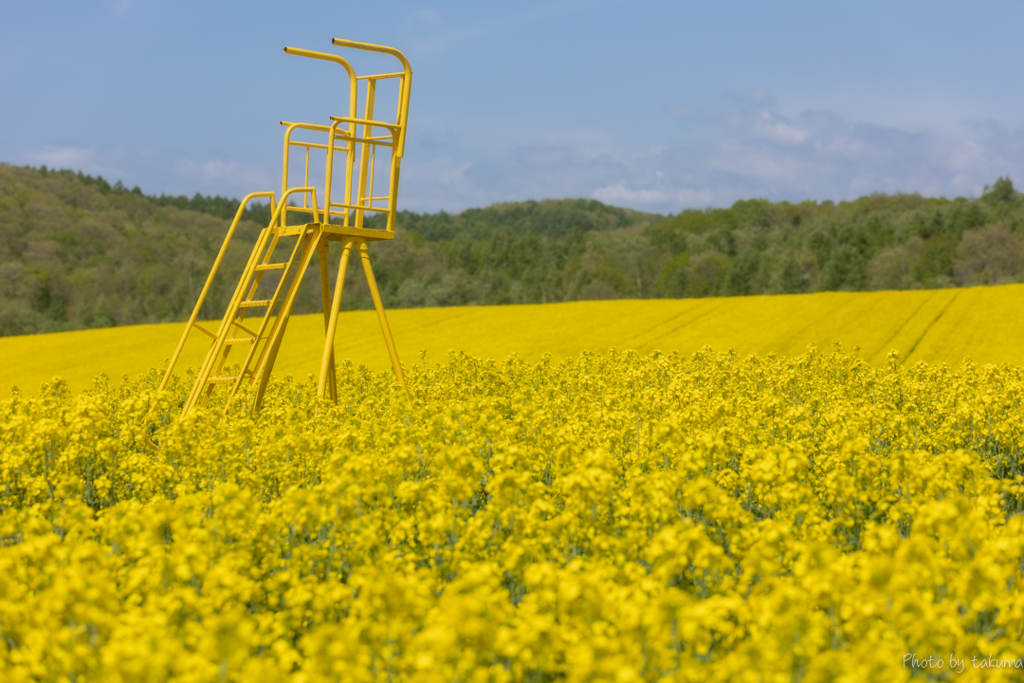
162;39;414;424
159;191;276;393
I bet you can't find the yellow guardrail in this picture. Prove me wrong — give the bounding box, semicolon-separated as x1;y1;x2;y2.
158;39;413;429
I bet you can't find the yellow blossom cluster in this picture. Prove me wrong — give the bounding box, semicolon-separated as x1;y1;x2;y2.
2;345;1024;682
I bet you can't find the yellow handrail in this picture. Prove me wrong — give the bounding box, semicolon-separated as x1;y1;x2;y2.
331;38;413;158
278;40;412;234
282;46;359;121
158;191;276;393
157;40;414;425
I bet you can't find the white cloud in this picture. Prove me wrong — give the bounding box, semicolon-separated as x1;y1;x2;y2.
709;149;803;184
412;100;1024;213
592;184;666;205
404;156;472;187
15;145;125;179
21;145;94;167
217;103;1024;214
174;158;275;192
821;135;865;157
947;141;984;172
18;100;1024;217
593;184;713;206
754;113;811;144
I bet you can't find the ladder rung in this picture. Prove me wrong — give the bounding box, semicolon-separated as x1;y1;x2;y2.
255;263;287;271
207;376;238;384
238;300;272;308
232;320;259;336
225;337;256;345
192;323;217;339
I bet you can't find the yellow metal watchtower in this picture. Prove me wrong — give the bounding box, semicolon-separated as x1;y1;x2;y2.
158;38;412;416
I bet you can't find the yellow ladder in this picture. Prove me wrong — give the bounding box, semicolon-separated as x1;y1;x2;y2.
182;205;320;416
156;38;414;420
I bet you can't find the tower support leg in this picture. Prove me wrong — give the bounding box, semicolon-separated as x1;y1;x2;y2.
317;238;339;402
358;241;410;400
318;238;355;399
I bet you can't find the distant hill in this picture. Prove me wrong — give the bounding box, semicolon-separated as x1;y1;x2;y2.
0;164;660;336
366;199;656;240
2;161;1023;337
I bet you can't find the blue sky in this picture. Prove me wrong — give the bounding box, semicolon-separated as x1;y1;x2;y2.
3;0;1024;214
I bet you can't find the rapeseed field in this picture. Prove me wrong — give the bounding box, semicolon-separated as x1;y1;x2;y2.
5;283;1024;393
2;343;1024;681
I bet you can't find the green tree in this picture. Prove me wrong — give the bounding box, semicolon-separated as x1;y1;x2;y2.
982;177;1020;204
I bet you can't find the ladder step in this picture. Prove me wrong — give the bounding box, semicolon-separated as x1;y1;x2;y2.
238;300;272;308
255;263;288;271
225;337;256;345
232;320;259;336
207;376;238;384
192;323;217;339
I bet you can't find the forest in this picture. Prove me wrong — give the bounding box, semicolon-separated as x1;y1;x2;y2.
1;161;1022;336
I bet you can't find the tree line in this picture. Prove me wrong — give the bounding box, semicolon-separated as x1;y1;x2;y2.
1;162;1022;337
